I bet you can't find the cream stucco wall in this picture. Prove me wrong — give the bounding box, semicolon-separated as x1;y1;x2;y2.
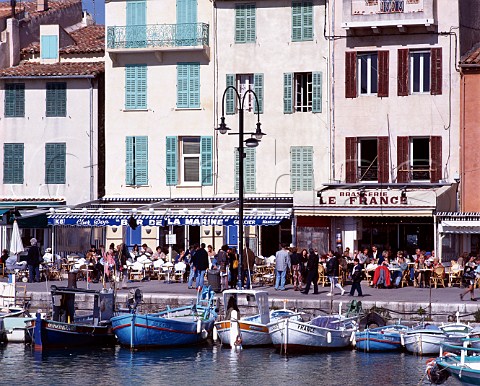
330;0;460;184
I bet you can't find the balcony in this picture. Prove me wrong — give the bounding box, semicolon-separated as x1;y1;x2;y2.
342;0;435;31
106;23;210;62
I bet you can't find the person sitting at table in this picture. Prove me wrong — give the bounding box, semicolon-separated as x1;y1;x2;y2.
130;244;140;262
391;255;408;288
152;246;166;262
414;253;430;288
373;258;391;288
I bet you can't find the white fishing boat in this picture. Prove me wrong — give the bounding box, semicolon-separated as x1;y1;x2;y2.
403;325;446;355
268;313;357;354
214;289;297;348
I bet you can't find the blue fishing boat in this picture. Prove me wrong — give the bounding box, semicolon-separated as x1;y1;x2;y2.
355;324;410;352
111;286;217;349
32;285;116;350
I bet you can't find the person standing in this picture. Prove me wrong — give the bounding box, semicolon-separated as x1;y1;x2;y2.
187;244;198;289
217;245;229;291
349;258;363;297
460;256;479;301
275;243;290;291
326;252;345;296
194;243;209;288
242;246;255;289
26;238;42;283
290;247;303;291
301;248;319;295
228;247;239;288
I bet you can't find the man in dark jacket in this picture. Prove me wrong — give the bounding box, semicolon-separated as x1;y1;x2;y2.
242;246;255;289
326;252;345;296
301;249;319;295
26;238;42;283
349;258;363;297
193;243;209;288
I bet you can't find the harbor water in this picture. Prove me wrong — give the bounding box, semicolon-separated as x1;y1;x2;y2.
0;343;462;386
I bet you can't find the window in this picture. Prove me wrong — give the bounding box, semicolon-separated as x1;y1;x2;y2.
235;4;256;43
235;147;255;193
4;83;25;117
41;35;58;59
177;62;200;108
46;82;66;117
398;48;442;96
126;136;148;186
45;143;66;184
345;137;389;183
290;146;313;192
166;136;213;186
126;0;146;48
397;136;442;183
346;51;389;98
283;71;322;113
3;143;24;184
176;0;198;46
292;1;313;41
125;64;147;110
225;73;264;114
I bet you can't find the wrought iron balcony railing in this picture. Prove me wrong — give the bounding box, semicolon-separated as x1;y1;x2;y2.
107;23;209;50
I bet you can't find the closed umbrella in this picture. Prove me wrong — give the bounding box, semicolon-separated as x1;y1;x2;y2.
10;220;24;262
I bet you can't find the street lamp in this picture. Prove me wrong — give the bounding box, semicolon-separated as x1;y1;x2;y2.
217;86;265;289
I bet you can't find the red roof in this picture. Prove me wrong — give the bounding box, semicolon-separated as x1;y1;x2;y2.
21;25;105;55
0;0;81;20
461;43;480;66
0;62;104;77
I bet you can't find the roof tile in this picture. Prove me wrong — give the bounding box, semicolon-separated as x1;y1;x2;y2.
0;62;104;77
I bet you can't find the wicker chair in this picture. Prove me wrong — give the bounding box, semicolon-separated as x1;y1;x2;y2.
317;264;329;287
430;266;446;288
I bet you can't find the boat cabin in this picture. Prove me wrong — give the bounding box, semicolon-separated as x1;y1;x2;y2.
221;289;270;324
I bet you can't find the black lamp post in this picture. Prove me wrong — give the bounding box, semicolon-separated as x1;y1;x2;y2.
217;87;265;289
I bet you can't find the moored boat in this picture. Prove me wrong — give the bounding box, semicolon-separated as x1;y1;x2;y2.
268;314;357;354
355;324;410;352
403;324;446;355
111;286;217;349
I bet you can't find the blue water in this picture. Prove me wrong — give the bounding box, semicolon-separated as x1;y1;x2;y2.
0;343;461;386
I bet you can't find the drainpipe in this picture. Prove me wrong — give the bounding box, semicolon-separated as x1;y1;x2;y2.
89;78;94;201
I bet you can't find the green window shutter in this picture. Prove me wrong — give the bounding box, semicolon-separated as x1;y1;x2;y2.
45;143;66;184
125;136;134;185
226;74;235;115
245;4;256;43
290;146;313;192
135;136;148;185
177;0;197;45
292;1;313;41
253;73;264;114
177;0;197;23
166;136;178;185
4;143;24;184
41;35;58;59
234;147;256;193
126;0;146;48
283;73;293;114
235;5;246;43
46;82;66;117
5;83;25;118
312;71;322;113
292;2;302;41
303;2;313;40
125;65;147;110
177;63;200;108
200;136;213;186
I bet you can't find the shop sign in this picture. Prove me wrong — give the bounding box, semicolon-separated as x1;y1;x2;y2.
319;190;408;206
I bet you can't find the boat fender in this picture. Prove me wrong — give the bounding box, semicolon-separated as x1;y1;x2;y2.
213;326;218;342
400;333;405;347
426;360;450;385
235;335;242;347
197;319;202;334
327;331;332;344
350;331;356;344
201;329;208;340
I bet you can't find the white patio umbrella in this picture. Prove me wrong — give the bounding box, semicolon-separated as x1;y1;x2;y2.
10;220;24;262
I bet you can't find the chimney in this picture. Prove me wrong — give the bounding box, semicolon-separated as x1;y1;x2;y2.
37;0;48;12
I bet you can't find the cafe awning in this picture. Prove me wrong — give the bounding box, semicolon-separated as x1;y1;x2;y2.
437;212;480;234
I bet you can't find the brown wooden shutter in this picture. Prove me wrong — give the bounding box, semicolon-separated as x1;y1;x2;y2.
377;136;389;183
397;49;409;96
378;51;389;98
345;52;357;99
430;136;442;182
430;47;442;95
345;137;357;183
397;136;410;183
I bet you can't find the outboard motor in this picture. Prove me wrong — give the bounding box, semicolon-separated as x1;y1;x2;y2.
126;288;143;313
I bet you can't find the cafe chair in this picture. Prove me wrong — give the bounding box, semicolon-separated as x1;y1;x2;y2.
400;269;410;288
317;264;329;287
448;262;463;287
430;266;446;288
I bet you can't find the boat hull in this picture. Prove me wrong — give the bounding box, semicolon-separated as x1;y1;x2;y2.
355;331;403;352
404;331;445;355
437;356;480;386
112;313;215;348
269;318;354;353
215;320;271;347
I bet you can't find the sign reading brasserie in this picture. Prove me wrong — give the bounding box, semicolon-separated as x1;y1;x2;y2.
319;190;408;206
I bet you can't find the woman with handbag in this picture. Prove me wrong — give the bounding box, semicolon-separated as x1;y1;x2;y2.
460;256;479;301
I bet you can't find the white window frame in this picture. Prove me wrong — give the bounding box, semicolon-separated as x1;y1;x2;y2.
294;72;313;112
357;53;378;96
237;74;254;112
410;137;430;181
410;50;430;94
180;136;201;186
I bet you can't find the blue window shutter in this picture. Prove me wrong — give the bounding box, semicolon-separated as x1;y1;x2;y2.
46;82;66;117
253;73;264;114
189;63;200;108
125;65;147;110
177;63;199;108
41;35;58;59
5;83;25;117
176;0;197;45
312;71;322;113
45;143;66;184
126;0;146;48
4;143;24;184
177;0;197;23
235;147;255;193
303;2;313;40
290;146;313;192
235;5;246;43
135;136;148;185
283;73;293;114
292;2;302;41
166;136;178;185
292;2;313;41
125;136;134;185
226;74;235;115
177;63;189;108
246;4;256;43
201;136;213;186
